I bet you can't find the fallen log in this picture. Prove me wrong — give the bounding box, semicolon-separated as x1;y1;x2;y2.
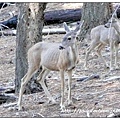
44;8;82;25
0;86;15;94
0;8;82;30
0;93;17;104
0;15;17;29
0;3;15;9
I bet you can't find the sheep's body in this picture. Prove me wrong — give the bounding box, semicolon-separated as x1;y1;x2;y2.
84;24;120;71
17;21;83;111
28;42;78;71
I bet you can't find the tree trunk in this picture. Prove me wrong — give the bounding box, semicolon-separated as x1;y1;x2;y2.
78;3;113;41
15;3;46;94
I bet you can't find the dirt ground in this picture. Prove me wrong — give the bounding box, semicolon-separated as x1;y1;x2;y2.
0;3;120;118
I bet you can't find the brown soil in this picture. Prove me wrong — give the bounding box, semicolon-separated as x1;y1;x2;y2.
0;3;120;118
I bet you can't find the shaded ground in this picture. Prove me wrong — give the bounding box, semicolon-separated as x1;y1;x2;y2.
0;3;120;118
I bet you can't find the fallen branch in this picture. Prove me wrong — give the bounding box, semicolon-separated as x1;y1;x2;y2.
103;76;120;82
42;27;67;35
0;86;15;93
0;93;17;104
107;113;115;117
0;2;15;9
107;112;120;118
3;102;17;108
0;24;80;36
0;30;16;36
76;74;100;82
32;113;45;118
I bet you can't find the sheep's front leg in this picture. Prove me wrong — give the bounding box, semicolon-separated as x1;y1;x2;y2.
18;66;37;111
60;70;65;110
115;43;119;70
110;42;114;71
67;69;73;105
84;41;99;70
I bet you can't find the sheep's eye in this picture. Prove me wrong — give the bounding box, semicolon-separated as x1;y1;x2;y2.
68;37;71;40
76;36;79;40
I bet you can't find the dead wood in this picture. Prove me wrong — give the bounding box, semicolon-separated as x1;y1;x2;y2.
3;102;17;108
0;15;17;29
107;112;120;117
0;86;15;93
103;76;120;82
0;3;15;9
0;25;77;36
32;113;45;118
44;8;82;25
76;74;100;82
0;9;82;30
0;30;16;36
0;93;17;104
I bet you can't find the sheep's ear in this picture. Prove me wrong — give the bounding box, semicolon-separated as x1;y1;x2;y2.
74;20;84;33
63;22;70;32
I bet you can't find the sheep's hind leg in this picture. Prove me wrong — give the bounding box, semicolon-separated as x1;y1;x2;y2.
37;68;56;104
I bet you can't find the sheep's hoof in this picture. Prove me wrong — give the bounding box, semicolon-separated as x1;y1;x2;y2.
68;101;77;109
106;66;109;69
110;67;114;72
47;99;57;105
60;104;66;111
16;105;24;111
67;100;73;105
115;66;119;70
84;67;88;71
